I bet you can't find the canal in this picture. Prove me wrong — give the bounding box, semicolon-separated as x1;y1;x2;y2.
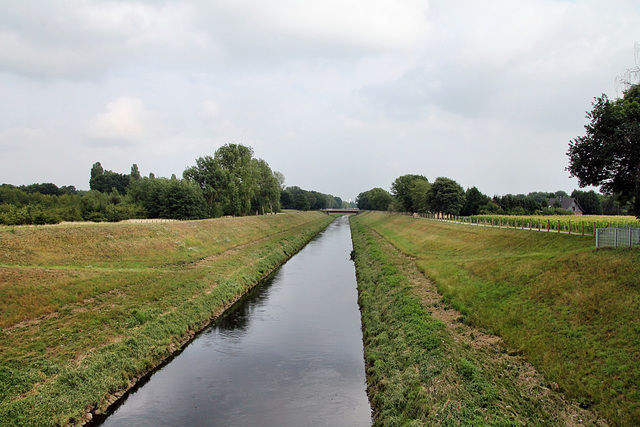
96;215;372;426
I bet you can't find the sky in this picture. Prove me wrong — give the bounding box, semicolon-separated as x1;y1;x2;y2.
0;0;639;201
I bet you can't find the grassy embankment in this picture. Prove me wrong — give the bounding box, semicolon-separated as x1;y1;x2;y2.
0;212;334;426
351;212;639;426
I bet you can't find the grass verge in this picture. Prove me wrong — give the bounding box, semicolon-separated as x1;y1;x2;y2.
0;212;334;426
352;212;640;426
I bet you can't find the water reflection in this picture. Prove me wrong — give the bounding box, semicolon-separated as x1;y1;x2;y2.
97;216;371;426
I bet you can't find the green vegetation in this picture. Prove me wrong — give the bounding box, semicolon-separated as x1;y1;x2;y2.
459;214;640;235
279;185;345;211
385;173;630;217
0;212;333;426
0;143;287;225
568;83;640;216
183;144;281;217
390;174;430;212
354;212;640;425
356;187;393;211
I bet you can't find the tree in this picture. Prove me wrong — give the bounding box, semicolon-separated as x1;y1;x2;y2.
294;193;310;211
571;189;603;215
427;177;465;216
409;179;431;213
128;176;207;220
567;84;640;216
251;158;281;214
460;186;491;216
131;164;141;181
183;155;227;216
90;162;104;181
356;188;393;211
183;143;258;217
273;171;286;190
90;169;130;194
391;174;429;212
280;190;294;209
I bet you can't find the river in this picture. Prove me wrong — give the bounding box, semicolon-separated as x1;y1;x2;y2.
96;215;372;426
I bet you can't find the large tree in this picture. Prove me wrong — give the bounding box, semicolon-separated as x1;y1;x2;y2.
567;84;640;216
460;186;491;216
184;143;258;217
427;177;465;216
391;174;429;212
356;188;393;211
409;179;431;213
251;158;281;214
571;189;603;215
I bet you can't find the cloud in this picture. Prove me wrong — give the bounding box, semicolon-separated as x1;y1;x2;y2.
85;97;149;145
0;0;639;199
0;1;209;79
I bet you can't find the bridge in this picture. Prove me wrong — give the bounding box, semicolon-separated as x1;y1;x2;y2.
321;209;364;215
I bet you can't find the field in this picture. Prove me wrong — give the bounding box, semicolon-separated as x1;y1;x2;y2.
0;212;334;426
460;214;640;235
352;212;640;426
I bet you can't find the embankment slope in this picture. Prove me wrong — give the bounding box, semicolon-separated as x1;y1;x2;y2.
0;212;333;426
352;212;638;426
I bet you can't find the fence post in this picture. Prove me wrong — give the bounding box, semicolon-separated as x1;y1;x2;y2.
569;220;571;235
582;222;584;236
558;219;561;233
547;219;550;232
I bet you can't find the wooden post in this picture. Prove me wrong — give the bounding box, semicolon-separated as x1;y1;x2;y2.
548;219;550;232
558;219;561;233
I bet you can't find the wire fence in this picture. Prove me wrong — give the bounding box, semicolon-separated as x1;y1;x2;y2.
596;227;640;249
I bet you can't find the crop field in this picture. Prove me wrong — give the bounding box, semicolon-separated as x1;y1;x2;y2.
0;212;334;426
353;212;640;426
460;214;640;235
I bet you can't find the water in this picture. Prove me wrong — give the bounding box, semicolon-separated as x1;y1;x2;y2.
97;215;371;426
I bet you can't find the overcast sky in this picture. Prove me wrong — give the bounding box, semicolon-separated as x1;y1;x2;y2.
1;0;638;201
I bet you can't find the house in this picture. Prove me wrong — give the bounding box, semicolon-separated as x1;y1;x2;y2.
547;197;583;215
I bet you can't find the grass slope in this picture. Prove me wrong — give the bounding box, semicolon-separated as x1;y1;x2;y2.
0;212;334;426
353;212;640;426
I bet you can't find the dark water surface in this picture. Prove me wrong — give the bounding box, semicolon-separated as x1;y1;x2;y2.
98;216;371;426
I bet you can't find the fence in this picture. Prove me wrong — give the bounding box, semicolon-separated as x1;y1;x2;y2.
596;227;640;249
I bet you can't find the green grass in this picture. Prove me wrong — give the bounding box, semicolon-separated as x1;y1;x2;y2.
351;215;605;426
0;212;334;426
353;212;640;426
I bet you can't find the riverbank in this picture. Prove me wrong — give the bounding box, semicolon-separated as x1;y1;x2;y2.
0;212;334;426
351;212;617;426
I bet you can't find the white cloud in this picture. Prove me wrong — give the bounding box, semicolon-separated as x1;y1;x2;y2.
0;0;639;199
86;97;149;143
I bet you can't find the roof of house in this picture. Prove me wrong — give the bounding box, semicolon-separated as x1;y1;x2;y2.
548;197;583;212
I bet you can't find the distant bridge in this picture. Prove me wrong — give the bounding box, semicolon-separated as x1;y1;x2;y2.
321;209;364;215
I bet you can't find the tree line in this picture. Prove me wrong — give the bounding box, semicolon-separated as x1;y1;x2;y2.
357;174;629;217
279;186;354;212
358;59;640;219
0;144;291;225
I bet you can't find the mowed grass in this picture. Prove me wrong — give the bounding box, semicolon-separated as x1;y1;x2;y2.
0;212;334;426
355;212;640;426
